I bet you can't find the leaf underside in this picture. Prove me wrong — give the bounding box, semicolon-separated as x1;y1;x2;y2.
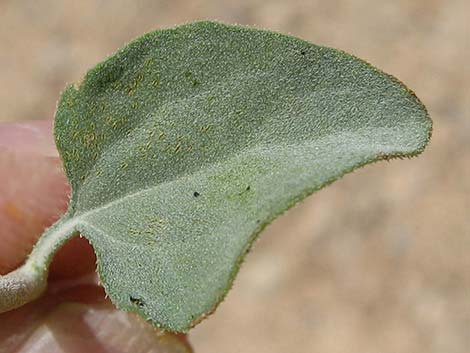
51;21;431;331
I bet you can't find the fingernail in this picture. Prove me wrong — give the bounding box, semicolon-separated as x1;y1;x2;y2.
0;120;58;157
12;299;193;353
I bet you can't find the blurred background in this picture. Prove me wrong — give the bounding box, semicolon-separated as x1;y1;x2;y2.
0;0;468;352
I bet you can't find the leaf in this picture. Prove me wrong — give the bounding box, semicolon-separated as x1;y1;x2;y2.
0;21;431;331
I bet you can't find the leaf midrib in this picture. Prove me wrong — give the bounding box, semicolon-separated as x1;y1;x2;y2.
75;79;386;213
73;125;409;224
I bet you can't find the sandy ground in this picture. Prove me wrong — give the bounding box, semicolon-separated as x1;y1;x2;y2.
1;0;469;352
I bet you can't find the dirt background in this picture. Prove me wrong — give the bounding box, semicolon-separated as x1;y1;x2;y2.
1;0;469;352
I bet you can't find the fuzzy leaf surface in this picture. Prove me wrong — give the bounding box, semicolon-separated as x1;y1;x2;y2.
51;21;431;331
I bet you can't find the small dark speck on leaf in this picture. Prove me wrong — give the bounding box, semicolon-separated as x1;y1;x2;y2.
238;185;251;196
184;70;200;86
193;191;200;197
130;296;145;307
300;50;306;55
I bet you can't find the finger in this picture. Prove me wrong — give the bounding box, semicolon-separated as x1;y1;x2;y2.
48;235;97;281
0;121;193;353
0;284;193;353
0;120;59;157
0;120;95;279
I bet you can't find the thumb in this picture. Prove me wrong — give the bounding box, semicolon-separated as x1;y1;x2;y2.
0;122;194;352
0;120;94;278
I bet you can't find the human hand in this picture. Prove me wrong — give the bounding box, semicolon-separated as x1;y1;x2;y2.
0;120;192;353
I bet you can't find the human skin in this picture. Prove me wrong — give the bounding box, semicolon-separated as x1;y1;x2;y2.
0;120;193;353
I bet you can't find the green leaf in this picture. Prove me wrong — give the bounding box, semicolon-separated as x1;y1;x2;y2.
0;21;431;332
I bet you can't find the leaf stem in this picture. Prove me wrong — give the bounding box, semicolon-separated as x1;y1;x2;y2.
0;262;47;313
0;213;78;313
